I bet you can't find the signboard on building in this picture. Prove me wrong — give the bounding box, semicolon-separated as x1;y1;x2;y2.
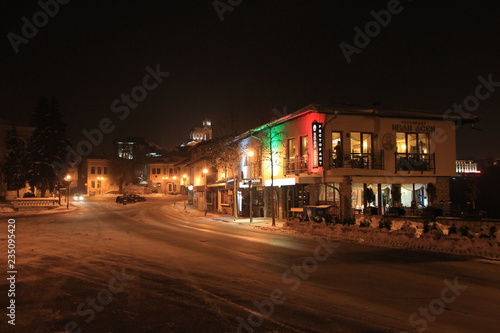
243;178;262;186
391;120;436;133
312;121;324;168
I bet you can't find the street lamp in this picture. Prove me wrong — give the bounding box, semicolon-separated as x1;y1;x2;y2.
64;174;72;209
203;168;208;216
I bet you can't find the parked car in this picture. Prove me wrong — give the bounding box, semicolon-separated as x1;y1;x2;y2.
73;193;84;201
116;195;128;204
129;194;146;202
23;192;35;198
116;194;146;204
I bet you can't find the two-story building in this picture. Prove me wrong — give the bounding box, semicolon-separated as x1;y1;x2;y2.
147;156;188;194
82;158;115;195
229;104;476;220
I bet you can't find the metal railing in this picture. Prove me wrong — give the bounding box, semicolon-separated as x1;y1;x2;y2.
395;152;435;173
284;156;308;176
329;150;384;170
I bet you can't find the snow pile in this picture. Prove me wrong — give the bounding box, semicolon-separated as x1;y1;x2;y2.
284;219;500;259
0;203;15;213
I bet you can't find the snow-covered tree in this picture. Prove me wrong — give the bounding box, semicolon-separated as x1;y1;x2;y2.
26;97;71;197
2;127;27;197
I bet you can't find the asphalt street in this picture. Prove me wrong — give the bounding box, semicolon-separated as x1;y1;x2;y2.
1;197;499;333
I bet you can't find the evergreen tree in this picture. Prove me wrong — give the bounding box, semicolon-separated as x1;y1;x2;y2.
26;97;71;197
2;127;27;198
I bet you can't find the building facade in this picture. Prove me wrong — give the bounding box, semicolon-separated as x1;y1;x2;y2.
147;159;187;194
221;104;476;220
82;159;115;195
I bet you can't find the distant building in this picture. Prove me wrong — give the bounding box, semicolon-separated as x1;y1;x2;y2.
115;137;165;185
147;155;188;194
115;137;164;160
81;159;115;195
456;160;480;174
182;118;213;147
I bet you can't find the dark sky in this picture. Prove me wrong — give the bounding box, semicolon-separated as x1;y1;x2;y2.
1;0;499;159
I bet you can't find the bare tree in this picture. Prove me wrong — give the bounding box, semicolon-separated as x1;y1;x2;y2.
205;135;245;219
253;125;287;227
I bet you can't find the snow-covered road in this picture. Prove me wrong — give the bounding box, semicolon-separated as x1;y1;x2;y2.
1;197;499;333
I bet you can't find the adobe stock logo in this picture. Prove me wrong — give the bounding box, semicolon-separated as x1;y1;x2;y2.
51;64;169;180
213;0;243;22
400;277;467;333
7;0;71;54
339;0;405;64
443;74;499;129
65;268;135;333
235;237;340;333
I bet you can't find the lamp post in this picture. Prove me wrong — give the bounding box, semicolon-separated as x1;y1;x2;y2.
247;150;254;223
203;168;208;216
64;174;72;209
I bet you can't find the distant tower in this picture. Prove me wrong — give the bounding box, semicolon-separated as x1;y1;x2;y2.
202;118;212;140
189;118;212;143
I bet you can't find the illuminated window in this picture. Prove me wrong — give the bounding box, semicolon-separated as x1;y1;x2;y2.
332;132;342;152
300;136;308;160
397;133;429;154
331;132;342;167
350;132;372;154
287;138;296;159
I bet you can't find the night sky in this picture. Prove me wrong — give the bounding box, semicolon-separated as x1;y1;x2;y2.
1;0;499;158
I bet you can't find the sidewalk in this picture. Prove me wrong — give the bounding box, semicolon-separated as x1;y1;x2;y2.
173;203;283;227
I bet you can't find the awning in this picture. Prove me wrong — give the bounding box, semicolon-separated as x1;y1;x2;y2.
207;183;226;188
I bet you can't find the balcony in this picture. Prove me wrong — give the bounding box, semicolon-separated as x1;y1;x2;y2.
395;153;435;173
329;151;384;170
284;157;308;176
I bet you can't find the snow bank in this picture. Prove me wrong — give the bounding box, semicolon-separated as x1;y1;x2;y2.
284;220;500;259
